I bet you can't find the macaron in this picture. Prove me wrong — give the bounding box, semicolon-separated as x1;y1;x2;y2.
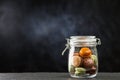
73;52;80;56
83;58;94;68
72;56;82;67
86;66;96;74
75;67;86;76
79;47;92;58
91;55;98;66
69;65;75;74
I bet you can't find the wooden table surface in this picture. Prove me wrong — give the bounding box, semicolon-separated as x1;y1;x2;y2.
0;73;119;80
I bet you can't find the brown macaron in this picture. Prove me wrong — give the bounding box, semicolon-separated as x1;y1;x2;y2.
72;56;82;67
83;58;94;68
86;66;96;74
73;52;79;56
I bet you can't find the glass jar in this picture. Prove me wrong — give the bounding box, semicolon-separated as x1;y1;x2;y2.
62;36;101;78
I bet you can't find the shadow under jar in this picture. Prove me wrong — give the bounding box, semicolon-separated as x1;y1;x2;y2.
67;36;101;78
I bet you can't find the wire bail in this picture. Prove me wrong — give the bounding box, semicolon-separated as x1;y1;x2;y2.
61;38;70;55
97;38;101;45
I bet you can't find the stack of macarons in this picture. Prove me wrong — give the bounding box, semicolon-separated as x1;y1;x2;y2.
69;47;98;76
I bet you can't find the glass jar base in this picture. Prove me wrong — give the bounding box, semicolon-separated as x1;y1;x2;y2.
70;73;97;78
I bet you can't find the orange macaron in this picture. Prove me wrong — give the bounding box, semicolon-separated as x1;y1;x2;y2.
79;47;92;58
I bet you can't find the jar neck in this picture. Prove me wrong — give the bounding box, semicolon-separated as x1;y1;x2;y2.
61;36;101;55
69;36;101;47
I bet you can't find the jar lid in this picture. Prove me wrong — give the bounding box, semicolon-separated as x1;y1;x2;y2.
70;36;97;43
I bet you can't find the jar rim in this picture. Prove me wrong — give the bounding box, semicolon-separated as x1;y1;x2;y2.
70;36;96;39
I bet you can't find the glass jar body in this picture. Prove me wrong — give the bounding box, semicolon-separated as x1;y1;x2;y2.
68;46;98;78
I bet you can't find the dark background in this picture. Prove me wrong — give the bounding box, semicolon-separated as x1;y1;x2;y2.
0;0;120;72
